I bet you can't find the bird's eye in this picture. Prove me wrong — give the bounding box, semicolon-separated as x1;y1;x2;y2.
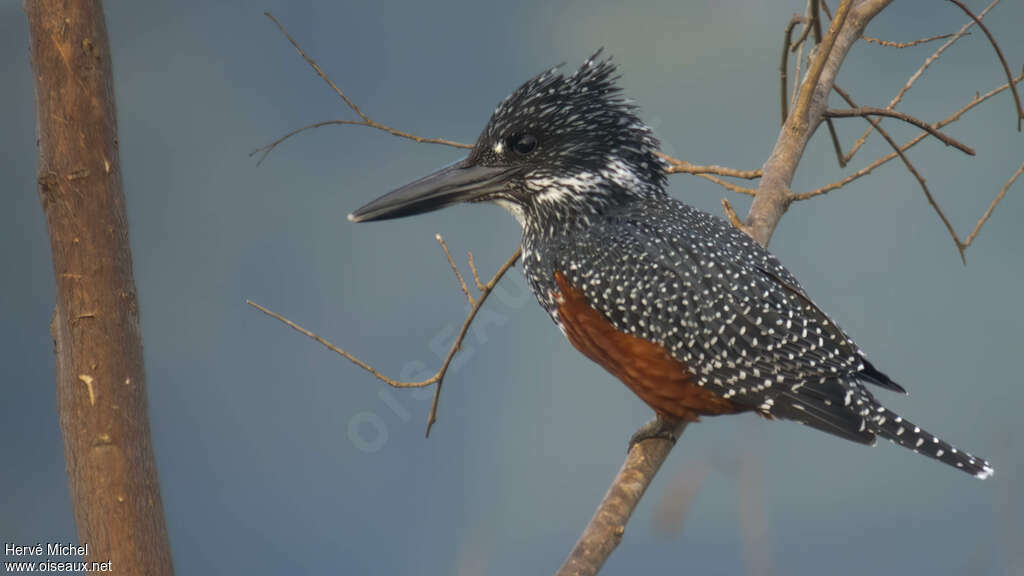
511;133;538;155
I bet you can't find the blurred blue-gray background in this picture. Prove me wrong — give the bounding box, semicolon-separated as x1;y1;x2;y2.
2;1;1022;574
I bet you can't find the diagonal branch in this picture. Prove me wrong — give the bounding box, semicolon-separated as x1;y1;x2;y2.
781;15;809;125
746;0;884;246
823;107;975;154
657;154;762;179
962;159;1024;249
861;32;961;48
555;427;685;576
832;87;966;262
798;69;1024;200
437;234;474;305
807;0;848;168
946;0;1023;131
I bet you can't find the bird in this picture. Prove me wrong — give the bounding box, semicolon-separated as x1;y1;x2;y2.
348;51;993;479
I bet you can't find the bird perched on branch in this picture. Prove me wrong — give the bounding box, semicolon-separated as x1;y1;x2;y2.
349;51;993;479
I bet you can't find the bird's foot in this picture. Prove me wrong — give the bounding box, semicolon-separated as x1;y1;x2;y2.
628;415;682;451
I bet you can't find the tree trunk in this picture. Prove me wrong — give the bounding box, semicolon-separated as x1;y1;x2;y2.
25;1;173;574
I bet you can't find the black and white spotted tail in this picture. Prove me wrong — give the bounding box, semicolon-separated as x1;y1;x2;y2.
869;404;993;479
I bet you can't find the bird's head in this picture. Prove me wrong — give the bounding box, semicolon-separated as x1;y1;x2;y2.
348;51;666;228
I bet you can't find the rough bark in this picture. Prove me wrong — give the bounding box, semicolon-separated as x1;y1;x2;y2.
25;1;173;574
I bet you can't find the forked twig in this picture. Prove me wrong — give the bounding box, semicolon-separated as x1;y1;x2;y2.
248;245;522;436
807;0;847;167
946;0;1023;131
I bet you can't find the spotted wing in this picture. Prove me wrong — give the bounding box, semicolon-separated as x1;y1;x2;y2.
555;199;885;443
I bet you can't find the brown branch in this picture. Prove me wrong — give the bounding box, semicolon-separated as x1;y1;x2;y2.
832;87;967;262
781;15;809;125
697;174;757;196
746;0;889;246
962;159;1024;249
247;301;439;388
248;246;521;436
555;423;686;576
25;1;173;574
791;20;806;112
253;13;471;165
805;0;848;168
790;0;853;132
843;0;999;164
823;107;975;155
659;154;762;179
467;251;486;292
252;119;470;165
721;198;752;235
946;0;1023;131
437;234;474;305
798;69;1024;200
877;119;965;261
862;32;961;48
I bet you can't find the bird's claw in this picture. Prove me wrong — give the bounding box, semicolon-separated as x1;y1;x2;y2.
628;415;681;451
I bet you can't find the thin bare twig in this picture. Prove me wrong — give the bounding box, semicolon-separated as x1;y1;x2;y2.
253;13;471;165
247;246;522;435
791;18;806;112
823;107;975;155
698;174;757;196
467;252;486;292
658;154;759;196
819;0;833;20
721;198;751;235
962;159;1024;248
832;87;965;262
790;0;852;130
862;32;961;48
257;14;755;194
251;119;470;165
424;247;522;435
437;234;473;305
798;70;1024;200
781;15;809;125
247;301;439;389
659;154;762;179
946;0;1023;131
843;0;999;164
806;0;848;168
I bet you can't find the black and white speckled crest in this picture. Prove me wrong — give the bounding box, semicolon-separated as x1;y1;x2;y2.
468;51;666;224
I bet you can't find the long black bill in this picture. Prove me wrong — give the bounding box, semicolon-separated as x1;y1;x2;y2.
348;159;517;223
